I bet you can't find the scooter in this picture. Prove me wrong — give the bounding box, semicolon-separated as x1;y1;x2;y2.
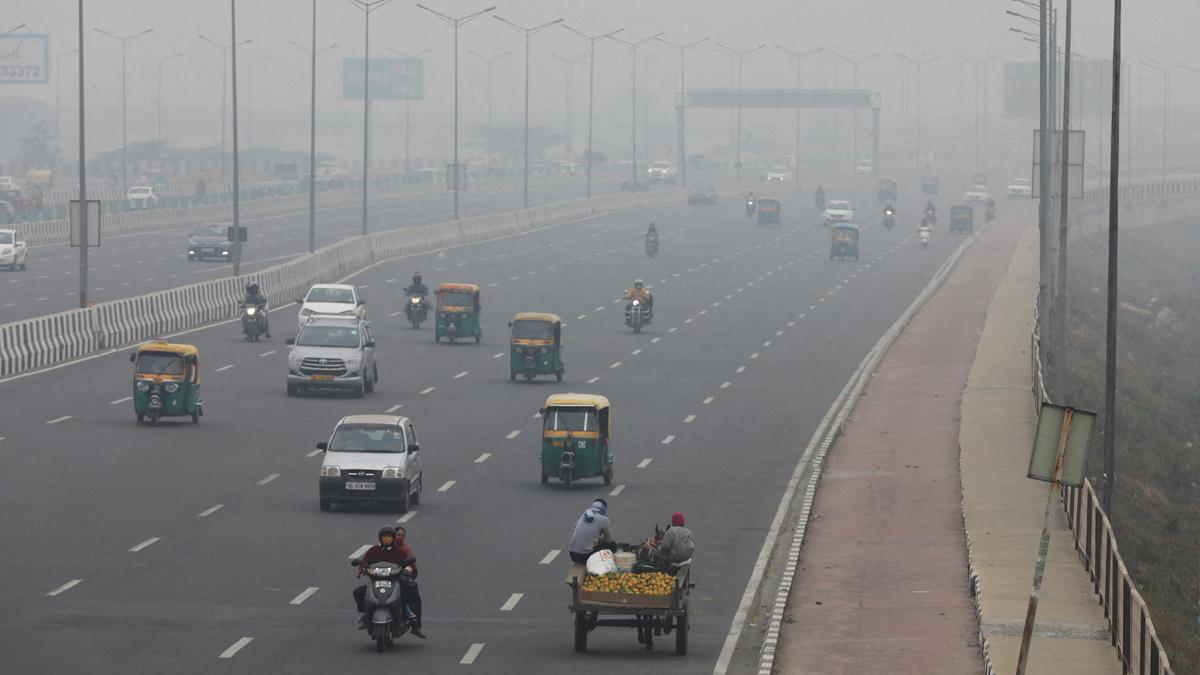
352;558;419;652
919;228;931;248
883;208;895;231
240;302;267;342
645;237;659;258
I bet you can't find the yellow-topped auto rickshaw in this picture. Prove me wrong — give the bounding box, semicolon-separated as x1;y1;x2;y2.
435;282;482;343
129;340;203;426
510;312;565;382
830;222;860;261
540;394;612;489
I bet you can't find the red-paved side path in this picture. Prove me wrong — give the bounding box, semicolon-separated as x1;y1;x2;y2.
773;213;1026;674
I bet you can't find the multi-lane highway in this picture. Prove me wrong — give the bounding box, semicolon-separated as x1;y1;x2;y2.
0;177;977;673
0;174;634;323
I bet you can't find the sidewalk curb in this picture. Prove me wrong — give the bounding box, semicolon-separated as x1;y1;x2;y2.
752;213;1015;675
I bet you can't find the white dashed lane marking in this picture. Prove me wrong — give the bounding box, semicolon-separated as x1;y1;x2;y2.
460;643;485;665
506;430;521;439
587;377;600;384
703;396;714;405
637;458;652;469
500;593;524;611
539;549;561;565
46;579;82;597
609;484;626;496
256;473;280;486
259;350;275;357
684;415;696;424
475;453;491;463
420;387;435;395
45;416;72;425
218;637;254;659
198;504;224;517
661;435;675;445
736;366;746;373
438;481;456;492
216;364;234;372
720;381;732;389
397;510;418;524
453;371;468;379
109;397;132;405
128;537;160;553
289;587;319;605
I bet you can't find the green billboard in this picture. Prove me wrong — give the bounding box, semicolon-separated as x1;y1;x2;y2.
341;57;424;100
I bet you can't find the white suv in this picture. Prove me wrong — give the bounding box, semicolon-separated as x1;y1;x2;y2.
646;161;677;184
297;283;365;325
1006;178;1032;198
0;229;28;271
127;185;158;209
317;414;424;512
963;184;990;203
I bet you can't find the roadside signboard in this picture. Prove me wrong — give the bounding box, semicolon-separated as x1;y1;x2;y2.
0;33;50;84
69;200;101;247
341;57;423;100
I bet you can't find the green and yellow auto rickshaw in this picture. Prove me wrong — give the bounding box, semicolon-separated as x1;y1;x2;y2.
129;340;203;426
509;312;565;382
830;222;860;261
757;198;781;226
540;394;612;490
434;282;482;343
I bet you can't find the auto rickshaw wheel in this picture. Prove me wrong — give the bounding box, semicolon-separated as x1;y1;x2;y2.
191;409;199;424
574;611;588;653
136;413;144;424
510;370;516;382
603;464;612;486
150;411;160;427
541;472;548;484
434;333;440;343
474;333;481;344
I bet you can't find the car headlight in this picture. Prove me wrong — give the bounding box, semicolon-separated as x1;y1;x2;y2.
381;467;403;479
164;383;180;394
320;466;341;477
136;380;150;392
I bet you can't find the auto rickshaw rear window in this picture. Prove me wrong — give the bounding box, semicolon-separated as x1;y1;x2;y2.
137;352;184;375
328;425;405;453
513;320;552;340
545;408;596;432
439;291;474;307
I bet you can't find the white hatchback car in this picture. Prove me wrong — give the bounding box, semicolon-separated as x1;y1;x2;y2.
317;414;424;512
0;229;28;270
127;185;159;209
963;184;990;203
1006;178;1032;198
297;283;365;325
822;200;855;224
766;166;791;182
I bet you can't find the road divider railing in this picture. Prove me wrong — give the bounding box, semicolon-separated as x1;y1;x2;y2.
0;189;681;378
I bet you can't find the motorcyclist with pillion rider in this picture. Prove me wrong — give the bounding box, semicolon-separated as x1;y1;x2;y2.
625;279;653;320
242;282;270;339
353;526;425;638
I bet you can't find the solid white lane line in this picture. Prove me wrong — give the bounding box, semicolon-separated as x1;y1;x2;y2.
306;449;322;458
631;349;642;356
46;579;82;597
736;366;746;373
218;637;254;659
216;364;234;372
651;337;661;343
506;430;521;440
259;350;276;357
609;361;622;369
609;484;626;496
397;510;418;524
386;404;403;413
539;549;561;565
460;643;485;665
257;473;280;486
637;458;652;469
662;435;675;445
500;593;524;611
453;371;468;379
721;381;732;389
349;544;371;559
128;537;161;553
420;387;435;395
703;396;715;405
45;416;72;425
475;453;491;463
587;377;600;384
438;480;455;492
289;587;319;605
109;396;132;405
198;504;224;517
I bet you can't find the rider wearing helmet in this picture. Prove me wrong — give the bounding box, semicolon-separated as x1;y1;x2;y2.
242;282;270;338
645;222;659;246
403;273;428;299
353;526;425;637
625;279;654;318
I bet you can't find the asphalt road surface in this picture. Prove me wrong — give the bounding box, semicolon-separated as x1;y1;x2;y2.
0;175;980;673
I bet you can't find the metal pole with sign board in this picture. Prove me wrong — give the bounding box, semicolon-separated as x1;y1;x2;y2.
70;199;101;306
1015;402;1096;675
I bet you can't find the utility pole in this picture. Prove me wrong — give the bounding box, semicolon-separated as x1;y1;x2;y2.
776;46;821;190
1103;0;1123;525
94;26;154;195
549;51;587;161
156;52;183;143
230;0;242;277
608;32;664;188
75;4;88;307
385;47;430;175
200;33;254;185
1055;0;1074;403
291;13;336;255
562;24;624;199
656;35;708;187
714;42;766;182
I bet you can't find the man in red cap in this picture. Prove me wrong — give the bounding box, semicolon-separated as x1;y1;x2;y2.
656;512;695;563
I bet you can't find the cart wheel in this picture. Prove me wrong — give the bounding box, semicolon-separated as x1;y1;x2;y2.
563;471;573;491
574;612;588;653
675;608;689;655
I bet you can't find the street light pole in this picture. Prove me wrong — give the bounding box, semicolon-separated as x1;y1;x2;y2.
776;46;821;190
230;0;242;277
94;27;154;196
347;0;393;237
74;4;88;307
156;52;183;143
495;15;563;211
468;49;511;180
1142;61;1169;184
417;3;496;221
549;52;587;162
656;35;708;188
1054;0;1074;403
833;51;878;169
608;32;664;188
714;42;766;182
200;34;253;186
56;49;78;152
562;25;624;199
247;56;271;149
387;47;431;175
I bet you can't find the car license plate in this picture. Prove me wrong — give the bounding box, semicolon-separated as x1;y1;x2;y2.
201;248;214;253
311;374;334;382
345;481;375;491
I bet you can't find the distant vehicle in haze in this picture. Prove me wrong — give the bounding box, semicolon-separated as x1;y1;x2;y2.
765;166;791;183
855;159;873;175
822;199;855;225
126;185;158;210
963;184;990;204
687;185;717;205
187;223;233;261
0;228;28;271
0;176;17;191
646;161;677;184
297;283;365;325
1006;178;1032;198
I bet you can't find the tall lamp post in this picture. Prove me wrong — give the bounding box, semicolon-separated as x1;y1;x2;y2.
229;0;244;277
494;15;563;210
56;48;79;149
608;32;664;188
776;45;821;190
656;35;708;187
714;42;766;181
562;24;624;199
292;1;336;254
386;47;431;174
832;50;878;169
417;3;496;221
346;0;393;237
72;4;89;307
247;56;271;149
895;52;936;169
289;39;337;112
94;27;154;195
549;51;587;160
1141;60;1170;184
199;33;254;184
467;49;511;178
155;52;183;143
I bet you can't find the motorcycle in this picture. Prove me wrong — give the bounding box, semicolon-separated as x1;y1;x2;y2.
351;557;419;652
883;208;895;231
919;228;931;248
240;302;267;342
645;236;659;258
625;298;651;334
745;199;756;217
405;294;428;329
815;191;825;211
924;209;938;227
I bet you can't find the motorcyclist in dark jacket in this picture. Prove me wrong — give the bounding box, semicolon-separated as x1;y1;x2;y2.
403;273;428;298
353;526;425;638
241;282;270;338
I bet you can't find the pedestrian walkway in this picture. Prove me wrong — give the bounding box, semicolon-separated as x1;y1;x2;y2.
960;222;1120;674
772;213;1028;674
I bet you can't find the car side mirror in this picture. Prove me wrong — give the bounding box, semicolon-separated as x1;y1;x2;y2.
285;337;295;346
294;299;303;305
316;442;327;450
407;444;419;454
538;407;546;417
364;340;375;348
